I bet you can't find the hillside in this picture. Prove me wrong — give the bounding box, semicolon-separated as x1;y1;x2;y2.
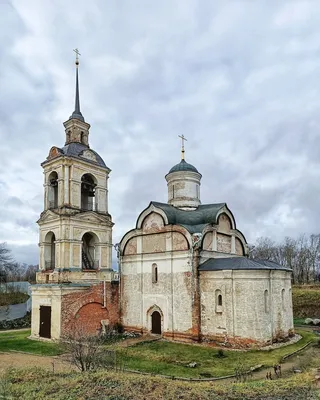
292;286;320;318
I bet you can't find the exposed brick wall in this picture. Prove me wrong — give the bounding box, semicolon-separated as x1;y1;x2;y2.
60;282;119;337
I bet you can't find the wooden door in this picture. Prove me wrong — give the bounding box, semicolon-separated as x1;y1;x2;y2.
39;306;51;338
151;311;161;334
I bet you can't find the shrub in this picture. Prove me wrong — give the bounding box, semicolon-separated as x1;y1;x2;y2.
216;349;226;358
0;312;31;330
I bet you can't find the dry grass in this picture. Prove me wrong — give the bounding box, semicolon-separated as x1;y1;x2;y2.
2;367;318;400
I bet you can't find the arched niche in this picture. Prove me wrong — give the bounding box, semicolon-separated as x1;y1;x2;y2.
81;173;97;211
217;213;232;232
48;171;58;209
82;231;100;270
142;212;165;233
44;231;56;270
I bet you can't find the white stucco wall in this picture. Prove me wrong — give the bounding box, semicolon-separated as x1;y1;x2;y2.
200;269;294;343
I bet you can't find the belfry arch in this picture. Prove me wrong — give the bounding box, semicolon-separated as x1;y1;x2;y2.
81;232;100;270
81;173;97;211
47;171;58;209
44;231;56;270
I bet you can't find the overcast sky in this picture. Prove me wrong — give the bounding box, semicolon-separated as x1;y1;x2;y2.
1;0;320;265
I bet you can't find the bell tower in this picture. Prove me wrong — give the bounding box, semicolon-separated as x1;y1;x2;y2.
37;50;114;283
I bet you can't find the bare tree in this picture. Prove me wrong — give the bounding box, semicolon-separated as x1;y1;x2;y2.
0;243;13;284
251;234;320;284
61;326;119;372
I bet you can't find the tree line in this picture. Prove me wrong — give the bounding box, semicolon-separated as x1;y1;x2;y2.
249;234;320;284
0;242;37;283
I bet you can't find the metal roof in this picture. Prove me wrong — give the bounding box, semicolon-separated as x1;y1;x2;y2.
150;201;226;233
61;143;106;168
199;257;291;272
168;159;200;174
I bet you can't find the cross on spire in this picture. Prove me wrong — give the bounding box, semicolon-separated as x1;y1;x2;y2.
178;134;187;160
70;48;84;122
73;48;81;66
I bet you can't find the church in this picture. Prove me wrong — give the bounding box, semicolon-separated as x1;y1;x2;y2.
31;54;294;347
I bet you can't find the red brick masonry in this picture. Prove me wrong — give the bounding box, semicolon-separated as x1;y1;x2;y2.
60;282;119;336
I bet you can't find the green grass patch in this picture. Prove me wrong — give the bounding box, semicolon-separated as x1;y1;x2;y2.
0;329;62;356
0;292;29;306
293;317;306;326
117;329;317;378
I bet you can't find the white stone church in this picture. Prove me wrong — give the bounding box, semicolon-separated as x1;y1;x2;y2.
31;55;294;347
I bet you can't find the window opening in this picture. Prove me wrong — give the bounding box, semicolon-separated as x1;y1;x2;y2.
281;289;285;311
44;232;55;270
152;263;158;283
81;174;97;211
264;290;269;313
48;171;58;209
82;232;99;270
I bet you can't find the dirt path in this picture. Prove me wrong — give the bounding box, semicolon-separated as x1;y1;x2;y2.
0;352;73;373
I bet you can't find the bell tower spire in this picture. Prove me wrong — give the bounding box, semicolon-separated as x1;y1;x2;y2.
64;49;90;146
70;48;84;122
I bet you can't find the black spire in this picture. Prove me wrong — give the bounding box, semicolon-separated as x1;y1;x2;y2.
70;49;84;122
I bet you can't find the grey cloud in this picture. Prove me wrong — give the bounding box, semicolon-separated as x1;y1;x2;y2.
1;1;320;264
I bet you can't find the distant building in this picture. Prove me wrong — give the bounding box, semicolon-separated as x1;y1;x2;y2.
120;140;294;346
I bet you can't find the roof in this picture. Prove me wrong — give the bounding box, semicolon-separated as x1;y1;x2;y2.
61;143;106;168
199;257;292;272
168;159;200;174
150;201;227;233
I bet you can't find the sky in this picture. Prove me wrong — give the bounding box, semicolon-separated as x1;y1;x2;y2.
1;0;320;265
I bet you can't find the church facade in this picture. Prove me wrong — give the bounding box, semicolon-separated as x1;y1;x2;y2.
31;55;293;347
120;146;294;346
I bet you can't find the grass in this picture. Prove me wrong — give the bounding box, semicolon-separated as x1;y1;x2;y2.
292;286;320;318
116;329;317;378
0;330;62;356
2;367;318;400
294;317;307;325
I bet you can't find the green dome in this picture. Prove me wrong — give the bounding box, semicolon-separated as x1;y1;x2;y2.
168;159;199;174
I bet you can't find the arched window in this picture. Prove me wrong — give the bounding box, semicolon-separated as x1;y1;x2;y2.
264;290;269;313
44;231;56;270
82;232;99;270
215;289;223;312
80;131;84;143
289;288;292;308
48;171;58;209
281;289;285;311
81;174;97;211
152;263;158;283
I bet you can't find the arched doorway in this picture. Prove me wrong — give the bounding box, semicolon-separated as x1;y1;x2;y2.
151;311;161;334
